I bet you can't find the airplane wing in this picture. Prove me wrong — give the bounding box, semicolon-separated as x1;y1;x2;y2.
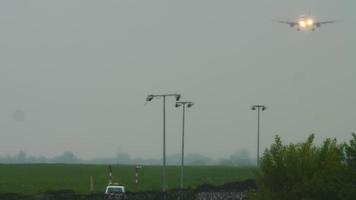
315;21;336;26
279;21;298;27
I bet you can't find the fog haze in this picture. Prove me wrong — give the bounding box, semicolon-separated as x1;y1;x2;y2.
0;0;355;160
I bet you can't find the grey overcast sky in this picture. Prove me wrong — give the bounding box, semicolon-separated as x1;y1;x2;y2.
0;0;355;160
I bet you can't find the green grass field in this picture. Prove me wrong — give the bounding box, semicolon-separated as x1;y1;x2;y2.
0;164;255;194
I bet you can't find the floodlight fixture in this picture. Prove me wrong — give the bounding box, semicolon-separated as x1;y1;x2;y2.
146;95;154;102
187;102;194;108
176;101;194;107
175;94;181;101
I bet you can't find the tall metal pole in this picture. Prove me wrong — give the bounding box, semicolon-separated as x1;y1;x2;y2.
162;96;167;193
257;107;260;166
146;93;181;193
252;105;266;167
176;101;193;191
180;105;186;190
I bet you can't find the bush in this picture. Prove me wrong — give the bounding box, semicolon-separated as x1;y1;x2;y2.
253;134;356;200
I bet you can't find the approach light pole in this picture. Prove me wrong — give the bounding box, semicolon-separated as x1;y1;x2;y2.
146;94;181;192
175;101;194;190
251;105;267;166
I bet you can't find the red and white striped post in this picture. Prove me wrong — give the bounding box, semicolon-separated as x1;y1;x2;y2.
108;165;113;185
135;165;142;184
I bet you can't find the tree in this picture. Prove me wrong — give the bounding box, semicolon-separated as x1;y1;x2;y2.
16;150;27;163
51;152;80;163
219;150;253;166
253;134;350;200
339;133;356;200
345;133;356;169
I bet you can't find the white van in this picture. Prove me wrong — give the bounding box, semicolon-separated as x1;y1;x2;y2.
104;185;127;200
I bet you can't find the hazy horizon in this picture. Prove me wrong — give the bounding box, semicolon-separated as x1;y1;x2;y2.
1;0;355;160
0;149;256;166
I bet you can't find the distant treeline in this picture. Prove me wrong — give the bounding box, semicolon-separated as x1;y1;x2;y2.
0;150;254;166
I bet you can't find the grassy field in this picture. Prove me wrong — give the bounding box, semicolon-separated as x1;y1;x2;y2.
0;164;255;194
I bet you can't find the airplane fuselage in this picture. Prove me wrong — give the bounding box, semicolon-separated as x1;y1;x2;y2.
295;15;317;31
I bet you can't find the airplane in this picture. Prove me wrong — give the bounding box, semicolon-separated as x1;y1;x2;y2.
279;15;335;31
